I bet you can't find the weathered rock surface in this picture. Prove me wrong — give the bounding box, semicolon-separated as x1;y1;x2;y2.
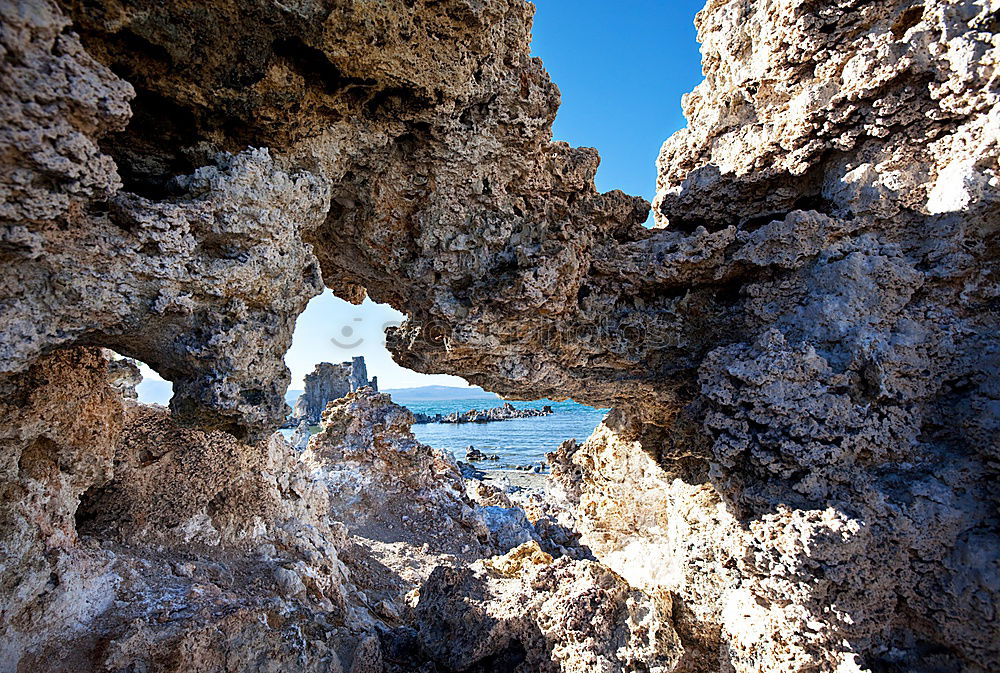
293;357;377;425
414;542;682;673
0;0;997;671
545;2;1000;670
288;420;312;451
0;348;375;672
1;1;329;440
0;348;124;669
304;388;490;552
3;354;668;673
106;355;142;400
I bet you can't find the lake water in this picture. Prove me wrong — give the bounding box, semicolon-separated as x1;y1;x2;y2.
279;396;608;469
405;399;608;468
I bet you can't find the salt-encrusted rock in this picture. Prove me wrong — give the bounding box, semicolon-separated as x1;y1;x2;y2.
304;388;491;551
0;348;370;673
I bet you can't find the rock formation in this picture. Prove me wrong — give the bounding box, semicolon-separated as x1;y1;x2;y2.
0;347;365;672
412;402;553;424
0;0;997;671
414;543;682;673
442;402;553;424
1;358;676;672
292;357;377;424
0;0;328;439
304;389;490;552
288;420;312;451
544;3;1000;671
106;355;142;400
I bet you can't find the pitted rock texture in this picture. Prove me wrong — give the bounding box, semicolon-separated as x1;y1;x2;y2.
0;348;123;669
1;0;329;439
42;0;651;408
648;2;997;671
546;1;1000;670
0;353;673;673
0;348;378;672
304;387;491;554
0;0;998;671
414;543;682;673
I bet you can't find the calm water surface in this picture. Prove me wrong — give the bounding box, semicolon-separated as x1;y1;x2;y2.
404;399;608;468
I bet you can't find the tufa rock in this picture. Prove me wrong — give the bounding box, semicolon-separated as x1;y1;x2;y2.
293;357;378;425
0;0;997;670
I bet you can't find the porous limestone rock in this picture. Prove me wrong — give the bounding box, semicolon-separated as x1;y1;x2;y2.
548;2;1000;671
414;543;683;673
0;348;123;669
0;348;377;672
0;0;997;671
42;0;651;408
303;388;490;551
1;1;329;439
547;417;737;671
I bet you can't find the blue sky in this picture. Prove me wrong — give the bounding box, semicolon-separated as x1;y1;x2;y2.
139;1;706;396
532;0;705;205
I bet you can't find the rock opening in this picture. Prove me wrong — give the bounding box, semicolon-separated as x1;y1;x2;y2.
0;0;997;671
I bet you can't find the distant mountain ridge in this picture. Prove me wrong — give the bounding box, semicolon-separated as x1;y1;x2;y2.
285;385;501;405
380;385;500;403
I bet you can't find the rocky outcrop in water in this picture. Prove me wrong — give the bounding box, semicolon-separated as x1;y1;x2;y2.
0;0;997;671
412;402;553;424
443;402;553;424
288;420;312;451
292;357;377;425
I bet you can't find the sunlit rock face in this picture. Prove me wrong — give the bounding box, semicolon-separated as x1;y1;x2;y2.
0;348;361;672
0;0;997;671
551;2;1000;672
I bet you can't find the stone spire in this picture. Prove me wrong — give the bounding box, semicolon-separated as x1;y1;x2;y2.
292;357;373;424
